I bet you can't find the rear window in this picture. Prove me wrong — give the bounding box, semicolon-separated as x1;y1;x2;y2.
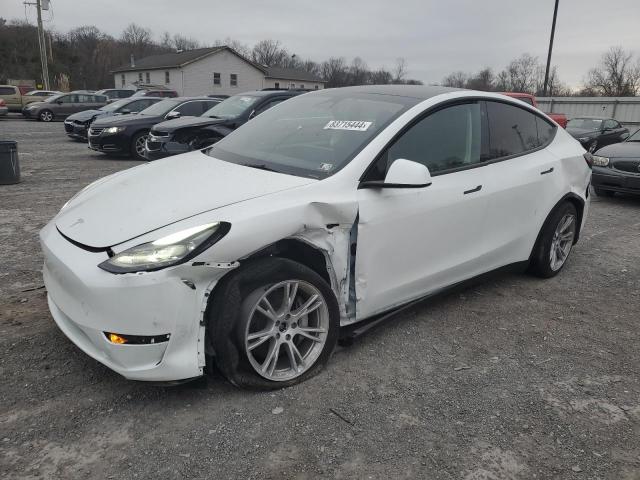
0;87;17;95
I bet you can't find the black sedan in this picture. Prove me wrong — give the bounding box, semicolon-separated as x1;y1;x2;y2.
144;90;304;160
64;97;162;141
590;128;640;197
88;97;219;160
566;116;629;153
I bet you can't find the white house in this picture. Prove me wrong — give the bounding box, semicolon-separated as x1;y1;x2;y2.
112;46;326;95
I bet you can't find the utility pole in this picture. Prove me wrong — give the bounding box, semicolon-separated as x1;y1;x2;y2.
24;0;51;89
543;0;559;97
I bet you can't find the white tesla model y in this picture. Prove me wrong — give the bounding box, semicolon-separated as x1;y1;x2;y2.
41;86;591;389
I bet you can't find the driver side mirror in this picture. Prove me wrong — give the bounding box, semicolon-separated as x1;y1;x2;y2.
119;109;131;115
56;100;63;105
165;111;181;120
359;159;432;189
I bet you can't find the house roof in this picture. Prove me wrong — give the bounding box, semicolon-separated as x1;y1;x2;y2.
265;67;325;83
112;47;227;73
113;47;326;83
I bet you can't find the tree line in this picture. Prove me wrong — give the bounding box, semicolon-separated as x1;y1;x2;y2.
0;19;421;90
440;47;640;97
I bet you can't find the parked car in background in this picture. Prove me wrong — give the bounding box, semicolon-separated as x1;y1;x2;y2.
95;89;136;101
145;90;304;160
132;89;178;98
88;97;219;159
0;85;60;112
64;97;162;141
502;92;568;128
22;90;61;107
589;128;640;197
23;93;108;122
42;86;591;388
0;99;8;116
566;116;630;153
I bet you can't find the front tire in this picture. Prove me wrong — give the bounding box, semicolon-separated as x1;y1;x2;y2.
130;131;149;160
206;257;339;390
529;202;578;278
39;110;53;122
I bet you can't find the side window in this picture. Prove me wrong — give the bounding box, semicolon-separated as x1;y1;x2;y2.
63;95;78;103
202;100;219;112
122;100;142;112
274;82;280;89
121;74;125;87
536;117;556;146
213;73;221;86
138;72;143;82
174;101;203;117
370;102;485;179
603;119;617;129
485;101;541;158
0;87;16;95
230;74;238;87
145;72;151;83
255;98;285;116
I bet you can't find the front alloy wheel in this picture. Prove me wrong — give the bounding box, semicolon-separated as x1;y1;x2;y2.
207;257;339;389
39;110;53;122
244;280;330;381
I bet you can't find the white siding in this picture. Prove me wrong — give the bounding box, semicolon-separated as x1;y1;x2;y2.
114;69;183;93
263;78;324;90
181;49;265;96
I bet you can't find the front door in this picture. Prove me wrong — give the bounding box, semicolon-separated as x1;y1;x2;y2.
355;101;492;320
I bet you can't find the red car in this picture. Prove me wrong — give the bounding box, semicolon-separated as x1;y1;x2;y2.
502;92;567;128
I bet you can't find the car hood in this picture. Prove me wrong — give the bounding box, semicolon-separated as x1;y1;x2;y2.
92;113;162;127
595;141;640;158
152;116;226;133
566;127;599;138
66;110;103;122
56;150;316;248
24;101;47;109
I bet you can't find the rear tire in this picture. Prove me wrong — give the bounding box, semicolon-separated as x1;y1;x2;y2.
130;131;149;160
528;202;578;278
594;187;614;197
206;257;339;390
39;110;53;122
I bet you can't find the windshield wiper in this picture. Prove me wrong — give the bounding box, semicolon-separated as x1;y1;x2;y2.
242;163;278;172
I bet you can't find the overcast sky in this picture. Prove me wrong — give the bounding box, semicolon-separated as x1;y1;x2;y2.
4;0;640;88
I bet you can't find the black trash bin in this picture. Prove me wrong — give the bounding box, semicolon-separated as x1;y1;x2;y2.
0;141;20;185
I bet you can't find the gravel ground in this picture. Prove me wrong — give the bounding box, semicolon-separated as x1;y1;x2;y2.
1;116;639;480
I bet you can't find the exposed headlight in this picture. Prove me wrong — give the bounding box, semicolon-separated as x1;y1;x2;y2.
99;222;230;274
590;154;609;167
103;126;125;134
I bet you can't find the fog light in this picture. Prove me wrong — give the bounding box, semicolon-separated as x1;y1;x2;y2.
104;332;170;345
108;333;127;344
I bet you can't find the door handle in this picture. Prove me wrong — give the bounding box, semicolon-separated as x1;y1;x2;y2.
463;185;482;195
540;167;554;175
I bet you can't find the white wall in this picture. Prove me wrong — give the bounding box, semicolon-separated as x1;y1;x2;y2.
263;78;324;90
182;49;265;96
114;69;183;93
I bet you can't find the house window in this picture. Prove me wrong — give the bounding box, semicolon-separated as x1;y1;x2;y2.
274;82;280;89
230;74;238;87
300;84;305;89
165;71;170;84
121;74;125;87
138;72;143;82
213;72;221;86
145;72;150;83
315;85;319;90
290;83;295;89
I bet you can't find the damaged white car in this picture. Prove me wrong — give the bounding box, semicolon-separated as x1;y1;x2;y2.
41;86;591;389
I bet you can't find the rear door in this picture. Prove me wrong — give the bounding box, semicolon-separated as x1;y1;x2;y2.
480;100;561;266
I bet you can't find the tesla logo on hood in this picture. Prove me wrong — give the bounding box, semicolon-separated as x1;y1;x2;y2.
68;218;85;228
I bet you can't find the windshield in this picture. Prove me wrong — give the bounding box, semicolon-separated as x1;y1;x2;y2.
99;98;131;112
207;91;414;179
567;118;603;130
203;95;260;119
626;128;640;142
137;99;181;116
45;94;64;103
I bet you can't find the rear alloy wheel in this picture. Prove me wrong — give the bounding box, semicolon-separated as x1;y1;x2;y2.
130;131;149;160
529;202;578;278
39;110;53;122
207;257;339;389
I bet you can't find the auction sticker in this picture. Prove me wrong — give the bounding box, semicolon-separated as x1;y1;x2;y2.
324;120;372;131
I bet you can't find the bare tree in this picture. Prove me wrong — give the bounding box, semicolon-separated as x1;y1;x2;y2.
348;57;369;85
466;67;495;91
172;34;200;51
321;57;348;87
393;57;407;84
584;46;640;96
441;71;468;88
504;53;539;93
251;39;289;67
371;68;393;85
